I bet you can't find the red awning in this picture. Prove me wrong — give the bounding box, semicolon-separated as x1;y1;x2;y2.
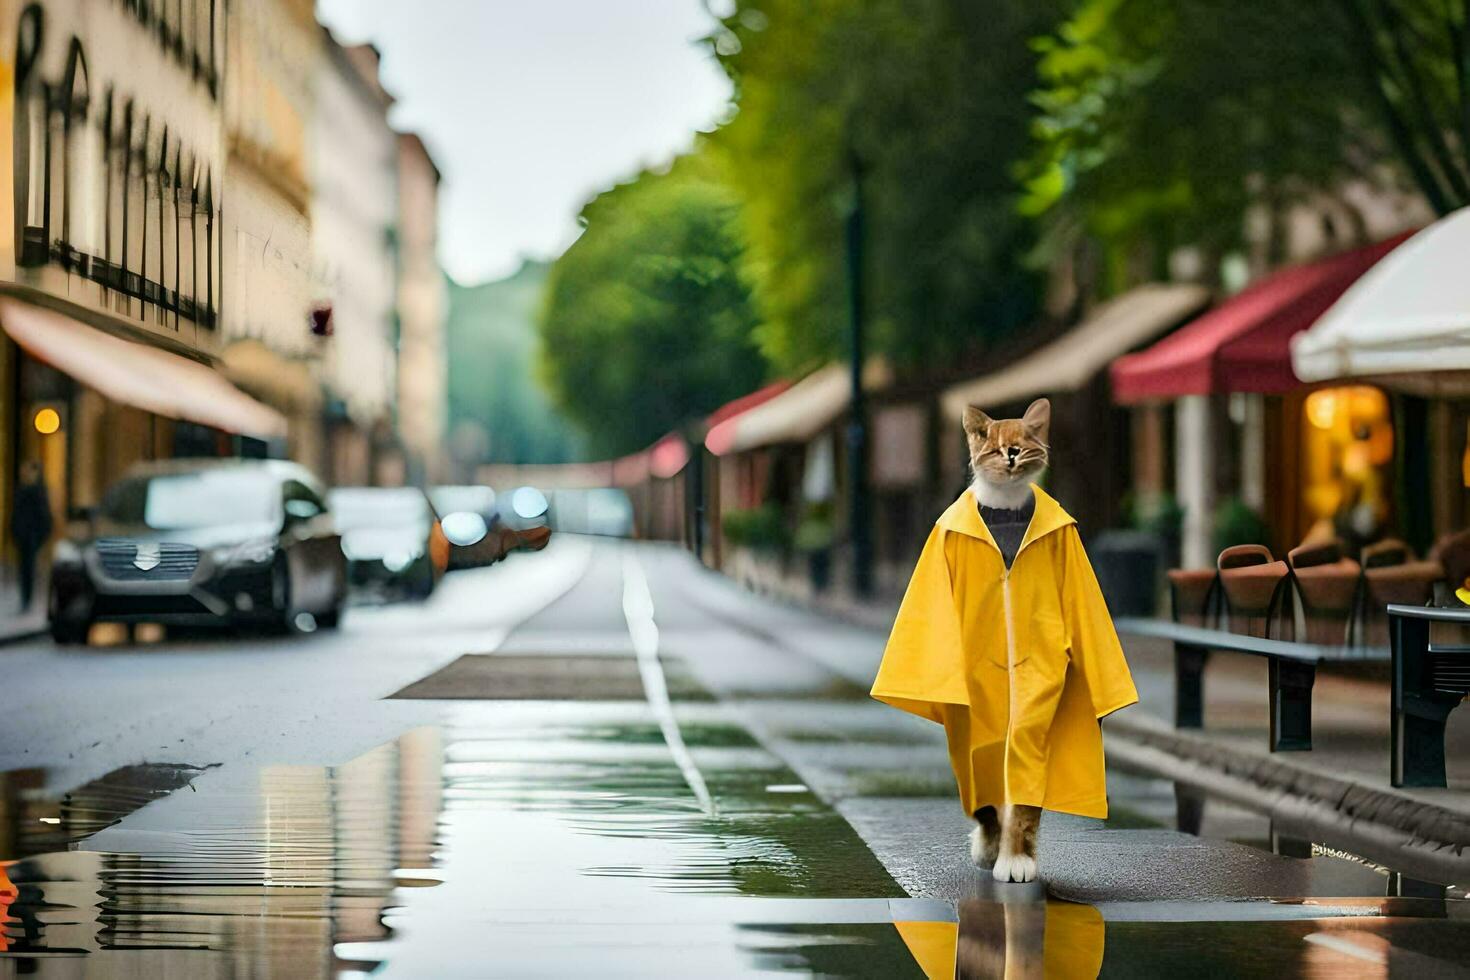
611;433;691;486
1110;233;1412;404
703;380;792;455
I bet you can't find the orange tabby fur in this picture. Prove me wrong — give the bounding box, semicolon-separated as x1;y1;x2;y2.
963;399;1050;510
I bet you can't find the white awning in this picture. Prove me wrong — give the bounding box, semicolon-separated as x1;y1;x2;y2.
1;297;288;439
940;282;1210;418
717;359;894;455
1293;208;1470;388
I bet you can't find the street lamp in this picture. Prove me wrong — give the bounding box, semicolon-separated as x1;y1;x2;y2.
846;146;873;598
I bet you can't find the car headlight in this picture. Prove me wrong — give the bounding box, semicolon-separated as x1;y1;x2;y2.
211;540;276;567
52;539;82;566
382;549;419;573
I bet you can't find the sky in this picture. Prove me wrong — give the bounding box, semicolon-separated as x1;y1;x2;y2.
315;0;734;286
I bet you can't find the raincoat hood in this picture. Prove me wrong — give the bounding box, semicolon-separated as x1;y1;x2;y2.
871;484;1138;819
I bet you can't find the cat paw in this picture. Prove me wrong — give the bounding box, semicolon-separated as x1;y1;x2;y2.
992;851;1037;883
969;825;998;868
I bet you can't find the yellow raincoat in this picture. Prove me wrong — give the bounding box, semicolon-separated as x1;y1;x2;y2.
871;485;1138;819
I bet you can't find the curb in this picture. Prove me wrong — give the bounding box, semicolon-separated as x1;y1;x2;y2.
0;627;46;648
1104;712;1470;886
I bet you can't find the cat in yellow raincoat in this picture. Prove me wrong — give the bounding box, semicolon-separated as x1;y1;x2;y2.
871;398;1138;883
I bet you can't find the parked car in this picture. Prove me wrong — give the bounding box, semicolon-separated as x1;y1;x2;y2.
48;459;348;643
329;487;448;602
430;484;553;568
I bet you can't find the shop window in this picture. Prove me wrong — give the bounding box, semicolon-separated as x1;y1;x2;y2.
1301;385;1393;548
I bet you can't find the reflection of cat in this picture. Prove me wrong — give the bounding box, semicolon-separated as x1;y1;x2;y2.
964;399;1049;883
952;898;1106;979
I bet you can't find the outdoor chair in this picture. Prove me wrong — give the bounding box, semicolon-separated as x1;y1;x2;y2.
1287;539;1362;647
1361;539;1442;646
1431;530;1470;606
1217;544;1291;639
1167;567;1220;628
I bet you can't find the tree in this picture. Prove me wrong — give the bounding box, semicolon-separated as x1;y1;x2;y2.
539;155;766;458
709;0;1065;375
446;262;584;466
1023;0;1468;268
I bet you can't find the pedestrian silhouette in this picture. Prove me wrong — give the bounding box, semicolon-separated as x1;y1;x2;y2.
10;461;53;611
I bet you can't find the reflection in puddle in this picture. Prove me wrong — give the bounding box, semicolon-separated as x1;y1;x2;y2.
1;730;441;975
2;702;914;977
1108;769;1463;901
953;899;1104;978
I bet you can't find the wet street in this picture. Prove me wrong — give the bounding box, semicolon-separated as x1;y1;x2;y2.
4;536;1470;977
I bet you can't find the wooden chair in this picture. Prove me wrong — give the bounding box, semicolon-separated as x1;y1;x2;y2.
1361;539;1442;646
1217;544;1291;639
1431;530;1470;606
1287;539;1362;647
1167;567;1220;628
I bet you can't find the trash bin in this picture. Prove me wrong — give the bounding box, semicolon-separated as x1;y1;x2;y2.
1089;529;1161;617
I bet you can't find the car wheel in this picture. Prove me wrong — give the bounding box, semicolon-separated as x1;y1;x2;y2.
50;614;90;645
49;581;90;645
270;556;295;633
315;605;342;630
411;559;436;600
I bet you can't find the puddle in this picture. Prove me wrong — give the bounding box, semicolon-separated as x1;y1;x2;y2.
9;698;1467;975
1;702;916;977
1106;768;1468;901
0;763;212;859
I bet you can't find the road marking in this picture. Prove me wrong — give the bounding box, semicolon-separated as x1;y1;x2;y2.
621;548;716;816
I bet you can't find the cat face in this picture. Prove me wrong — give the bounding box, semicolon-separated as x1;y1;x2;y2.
963;398;1050;486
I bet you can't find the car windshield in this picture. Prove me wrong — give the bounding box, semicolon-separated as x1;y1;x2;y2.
331;489;431;532
103;470;281;531
429;486;495;516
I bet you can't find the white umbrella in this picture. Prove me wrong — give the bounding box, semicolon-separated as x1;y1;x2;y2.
1292;208;1470;387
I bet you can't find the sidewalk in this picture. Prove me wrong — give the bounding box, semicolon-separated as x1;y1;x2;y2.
0;572;47;645
1106;631;1470;884
695;550;1470;887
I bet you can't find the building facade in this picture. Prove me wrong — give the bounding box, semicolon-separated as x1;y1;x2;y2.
394;133;447;484
310;37;400;488
0;0;291;606
0;1;446;611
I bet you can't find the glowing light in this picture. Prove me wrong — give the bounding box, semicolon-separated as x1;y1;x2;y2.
33;407;60;434
1305;391;1337;430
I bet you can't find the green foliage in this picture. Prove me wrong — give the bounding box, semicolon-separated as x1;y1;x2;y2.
1120;490;1183;538
1213;496;1271;554
793;500;835;554
446;262;584;465
709;0;1061;374
722;503;788;554
1023;0;1470;264
539;155;767;457
1024;0;1373;258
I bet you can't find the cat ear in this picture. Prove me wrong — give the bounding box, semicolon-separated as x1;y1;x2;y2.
963;405;993;439
1023;398;1051;443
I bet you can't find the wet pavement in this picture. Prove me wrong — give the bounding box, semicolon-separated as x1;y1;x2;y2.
5;538;1470;976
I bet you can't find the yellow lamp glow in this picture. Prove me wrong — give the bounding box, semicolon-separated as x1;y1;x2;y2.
1305;390;1338;430
33;407;60;435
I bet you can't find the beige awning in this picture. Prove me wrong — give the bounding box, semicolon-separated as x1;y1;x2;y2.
940;283;1210;418
1;297;288;439
719;359;894;454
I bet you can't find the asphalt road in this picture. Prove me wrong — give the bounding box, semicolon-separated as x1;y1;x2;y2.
3;536;1469;978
